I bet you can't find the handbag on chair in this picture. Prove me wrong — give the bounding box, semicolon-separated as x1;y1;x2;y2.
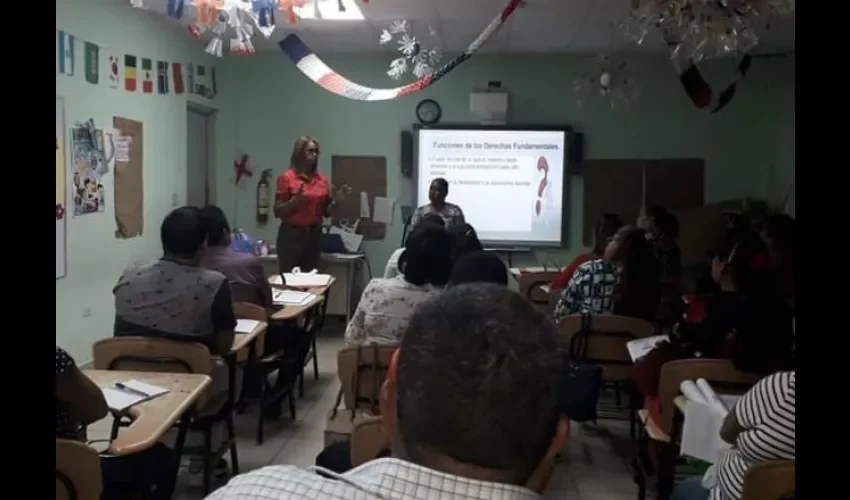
560;313;603;423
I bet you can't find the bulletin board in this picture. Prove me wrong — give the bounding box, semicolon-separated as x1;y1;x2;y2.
113;116;144;238
331;155;387;240
672;199;744;267
582;158;705;246
56;96;67;279
582;160;643;246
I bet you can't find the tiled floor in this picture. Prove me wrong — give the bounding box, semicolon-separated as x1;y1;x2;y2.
89;323;643;500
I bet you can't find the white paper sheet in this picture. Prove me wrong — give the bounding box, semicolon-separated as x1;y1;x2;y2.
235;319;260;334
360;191;371;218
102;379;169;412
625;335;669;362
373;196;395;224
273;289;316;305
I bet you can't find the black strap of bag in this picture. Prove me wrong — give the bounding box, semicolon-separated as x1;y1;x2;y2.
561;313;603;423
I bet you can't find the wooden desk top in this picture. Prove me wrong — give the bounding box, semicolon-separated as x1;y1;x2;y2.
270;293;325;321
85;370;211;456
232;321;267;353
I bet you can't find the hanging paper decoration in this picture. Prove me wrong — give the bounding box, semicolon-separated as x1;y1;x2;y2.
234;154;253;185
679;55;753;113
279;0;307;25
379;20;442;80
623;0;795;63
280;0;523;101
572;55;639;111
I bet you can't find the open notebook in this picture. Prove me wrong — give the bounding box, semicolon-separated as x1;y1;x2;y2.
625;335;669;362
235;319;260;334
102;379;169;412
679;379;742;464
273;289;316;306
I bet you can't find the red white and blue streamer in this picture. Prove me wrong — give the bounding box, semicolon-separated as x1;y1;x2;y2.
279;0;523;101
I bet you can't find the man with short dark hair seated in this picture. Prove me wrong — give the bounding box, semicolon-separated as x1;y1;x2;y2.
200;205;273;310
207;284;570;499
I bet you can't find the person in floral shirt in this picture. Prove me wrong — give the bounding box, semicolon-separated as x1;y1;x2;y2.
345;224;453;345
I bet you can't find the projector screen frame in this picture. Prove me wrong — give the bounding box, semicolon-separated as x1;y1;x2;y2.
413;123;574;249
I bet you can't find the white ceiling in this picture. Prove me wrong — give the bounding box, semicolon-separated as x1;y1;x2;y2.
140;0;795;55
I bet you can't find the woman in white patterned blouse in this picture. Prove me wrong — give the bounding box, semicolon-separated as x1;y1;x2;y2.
345;224;453;345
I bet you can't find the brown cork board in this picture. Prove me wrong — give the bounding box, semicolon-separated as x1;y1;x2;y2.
113;117;144;239
582;160;643;246
672;199;744;267
644;159;705;211
331;155;387;240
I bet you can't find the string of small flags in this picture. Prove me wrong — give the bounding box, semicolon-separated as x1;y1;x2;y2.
57;29;217;100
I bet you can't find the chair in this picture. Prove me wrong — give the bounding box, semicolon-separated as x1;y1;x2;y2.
635;359;764;500
519;271;560;307
350;416;389;468
559;314;656;435
92;337;238;496
741;460;795;500
56;439;103;500
325;343;395;446
233;301;296;444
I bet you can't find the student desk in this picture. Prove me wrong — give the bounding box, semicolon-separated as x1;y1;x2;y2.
84;370;211;456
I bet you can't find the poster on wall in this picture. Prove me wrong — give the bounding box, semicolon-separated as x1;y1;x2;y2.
70;119;111;216
56;96;67;280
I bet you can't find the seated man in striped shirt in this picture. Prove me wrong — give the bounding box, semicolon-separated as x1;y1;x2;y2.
207;284;570;500
672;371;796;500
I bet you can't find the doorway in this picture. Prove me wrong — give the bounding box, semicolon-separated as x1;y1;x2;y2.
187;103;217;207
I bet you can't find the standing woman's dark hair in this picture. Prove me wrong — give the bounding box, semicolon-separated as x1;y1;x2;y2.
608;226;662;321
399;224;454;287
290;136;320;171
449;223;483;263
592;214;623;255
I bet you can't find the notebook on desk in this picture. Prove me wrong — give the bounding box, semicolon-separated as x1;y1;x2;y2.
273;289;316;306
102;379;169;412
235;319;260;334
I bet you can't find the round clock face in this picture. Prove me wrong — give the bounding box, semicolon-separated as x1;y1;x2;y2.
416;99;442;124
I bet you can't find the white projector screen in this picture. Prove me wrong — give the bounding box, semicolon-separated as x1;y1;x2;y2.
416;128;567;247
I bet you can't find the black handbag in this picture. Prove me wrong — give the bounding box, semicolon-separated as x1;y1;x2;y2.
560;313;603;423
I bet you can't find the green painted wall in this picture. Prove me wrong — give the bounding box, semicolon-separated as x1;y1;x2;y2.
214;53;795;272
56;0;217;362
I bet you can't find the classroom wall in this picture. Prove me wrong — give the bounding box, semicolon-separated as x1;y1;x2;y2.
56;0;217;363
214;53;795;272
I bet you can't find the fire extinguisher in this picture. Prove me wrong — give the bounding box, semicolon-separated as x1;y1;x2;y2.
257;169;272;226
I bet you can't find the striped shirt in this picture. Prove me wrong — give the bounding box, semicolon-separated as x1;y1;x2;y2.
712;371;795;500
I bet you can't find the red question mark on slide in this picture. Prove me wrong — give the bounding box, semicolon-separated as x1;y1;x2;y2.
535;156;549;216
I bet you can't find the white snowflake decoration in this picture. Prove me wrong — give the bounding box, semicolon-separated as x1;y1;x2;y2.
379;20;441;81
572;55;639;111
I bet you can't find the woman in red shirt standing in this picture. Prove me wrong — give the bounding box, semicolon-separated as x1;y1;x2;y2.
274;136;345;273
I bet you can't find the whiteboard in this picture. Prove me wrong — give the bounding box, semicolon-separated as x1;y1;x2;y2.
56;96;67;279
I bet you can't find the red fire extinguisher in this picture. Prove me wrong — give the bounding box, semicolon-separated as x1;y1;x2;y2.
257;169;272;226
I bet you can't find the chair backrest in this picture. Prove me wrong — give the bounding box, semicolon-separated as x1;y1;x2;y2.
92;337;213;376
657;358;764;435
741;460;795;500
337;343;396;413
56;439;102;500
558;314;656;382
350;415;389;467
233;301;269;359
519;271;560;305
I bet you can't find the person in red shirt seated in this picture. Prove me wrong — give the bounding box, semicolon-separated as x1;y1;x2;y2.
633;228;794;426
551;213;622;290
273;136;348;274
